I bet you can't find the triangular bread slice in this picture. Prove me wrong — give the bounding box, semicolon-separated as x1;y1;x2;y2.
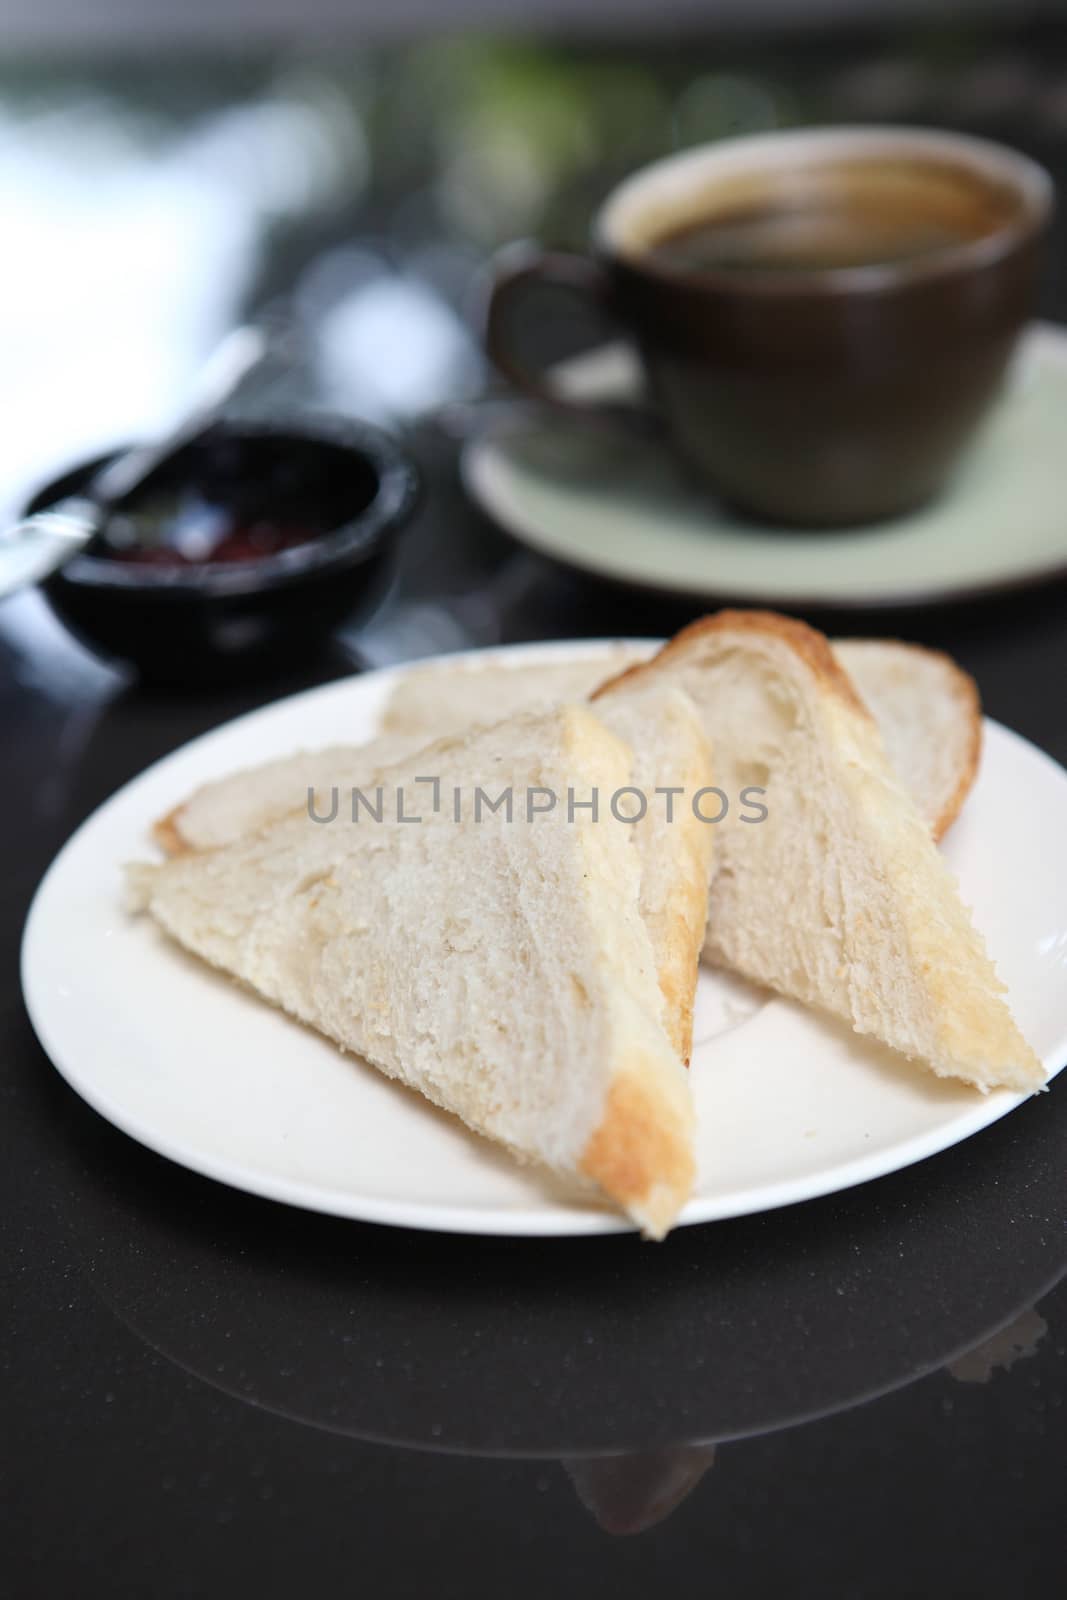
154;687;715;1067
596;611;1043;1094
156;638;978;858
153;650;652;856
383;641;981;843
380;647;649;739
130;705;697;1236
153;736;422;857
836;639;981;842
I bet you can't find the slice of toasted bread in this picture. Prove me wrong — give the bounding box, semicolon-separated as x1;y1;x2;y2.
380;647;649;739
156;635;978;859
835;639;982;842
130;706;697;1236
152;736;421;858
381;638;981;840
152;653;651;858
595;610;1043;1095
155;685;714;1067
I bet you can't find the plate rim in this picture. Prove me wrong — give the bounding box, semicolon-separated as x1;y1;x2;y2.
21;638;1067;1237
462;320;1067;612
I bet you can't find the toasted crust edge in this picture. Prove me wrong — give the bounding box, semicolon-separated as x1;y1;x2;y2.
655;888;707;1069
834;637;983;842
643;705;714;1068
580;1070;695;1240
594;609;874;723
153;807;190;857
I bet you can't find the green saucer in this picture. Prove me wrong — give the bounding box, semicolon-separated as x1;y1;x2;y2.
463;322;1067;609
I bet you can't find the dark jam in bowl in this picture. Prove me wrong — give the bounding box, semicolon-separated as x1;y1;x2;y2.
95;431;382;569
99;495;326;568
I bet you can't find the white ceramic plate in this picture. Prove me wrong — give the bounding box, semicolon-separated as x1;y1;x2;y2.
463;323;1067;609
22;640;1067;1236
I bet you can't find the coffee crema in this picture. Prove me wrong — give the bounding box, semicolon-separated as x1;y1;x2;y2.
644;160;1016;276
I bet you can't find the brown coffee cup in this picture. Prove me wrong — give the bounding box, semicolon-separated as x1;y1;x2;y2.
486;127;1052;527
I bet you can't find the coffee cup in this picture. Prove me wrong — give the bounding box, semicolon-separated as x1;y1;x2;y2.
487;127;1052;527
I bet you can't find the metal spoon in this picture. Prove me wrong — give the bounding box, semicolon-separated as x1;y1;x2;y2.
0;319;292;600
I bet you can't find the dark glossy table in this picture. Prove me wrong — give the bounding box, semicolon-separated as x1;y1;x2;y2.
4;28;1067;1597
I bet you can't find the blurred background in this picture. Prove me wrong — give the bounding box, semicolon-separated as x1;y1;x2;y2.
3;0;1067;678
6;13;1067;1597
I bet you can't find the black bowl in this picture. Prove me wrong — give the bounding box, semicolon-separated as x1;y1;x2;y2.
29;417;418;685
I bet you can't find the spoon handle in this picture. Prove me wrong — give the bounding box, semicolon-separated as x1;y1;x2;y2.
0;496;98;600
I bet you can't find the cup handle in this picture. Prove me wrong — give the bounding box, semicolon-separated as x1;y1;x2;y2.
486;244;658;430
